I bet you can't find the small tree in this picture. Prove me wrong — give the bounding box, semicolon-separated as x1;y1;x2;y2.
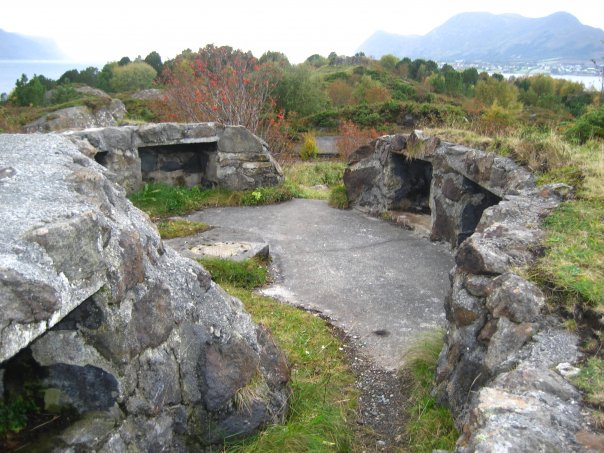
327;79;354;107
475;77;519;109
299;133;318;160
11;74;46;106
162;45;274;135
379;54;398;72
336;120;379;159
144;51;163;74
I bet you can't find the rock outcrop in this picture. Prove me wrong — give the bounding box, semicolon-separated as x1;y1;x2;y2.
344;132;534;248
344;132;602;452
0;134;290;450
65;123;284;193
22;99;127;134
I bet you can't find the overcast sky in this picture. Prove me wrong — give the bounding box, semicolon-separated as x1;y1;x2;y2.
1;0;603;64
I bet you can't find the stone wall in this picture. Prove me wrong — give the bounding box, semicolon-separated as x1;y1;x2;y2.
65;122;284;193
344;132;601;452
344;132;533;248
0;134;290;450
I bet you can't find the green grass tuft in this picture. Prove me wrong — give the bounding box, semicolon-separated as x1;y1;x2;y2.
571;357;604;408
399;331;458;453
537;199;604;307
283;162;346;188
221;285;357;453
282;161;346;201
198;257;269;290
0;396;38;436
328;185;349;209
156;218;210;239
129;183;296;219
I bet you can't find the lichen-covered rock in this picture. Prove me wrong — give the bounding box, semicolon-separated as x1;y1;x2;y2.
486;273;545;323
0;134;290;450
22;99;126;133
343;132;531;247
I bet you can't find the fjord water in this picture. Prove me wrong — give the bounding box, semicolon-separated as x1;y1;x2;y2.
0;60;102;94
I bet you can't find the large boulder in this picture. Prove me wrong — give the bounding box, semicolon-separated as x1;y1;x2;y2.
22;99;126;133
0;134;290;450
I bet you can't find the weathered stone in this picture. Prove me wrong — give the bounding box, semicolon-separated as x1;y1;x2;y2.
75;85;111;98
455;223;544;274
494;364;580;401
0;166;16;180
477;318;498;342
461;386;586;453
484;318;533;374
389;134;407;153
67;123;283;193
204;338;257;411
165;225;270;262
447;274;485;327
131;88;164;100
217;125;264;154
0;134;290;450
347;142;376;165
23;99;126;133
486;273;545;322
463;274;493;298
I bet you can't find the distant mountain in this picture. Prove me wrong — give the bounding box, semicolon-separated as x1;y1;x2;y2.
0;28;64;60
358;12;604;63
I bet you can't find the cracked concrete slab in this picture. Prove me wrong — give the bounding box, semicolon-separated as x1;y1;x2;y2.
187;199;454;370
164;226;269;262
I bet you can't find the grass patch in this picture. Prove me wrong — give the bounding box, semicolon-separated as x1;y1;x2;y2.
535;199;604;307
156;218;210;239
221;285;357;452
571;357;604;408
328;185;349;209
283;161;346;188
0;396;38;436
129;183;296;219
198;257;269;290
399;331;458;453
282;161;346;201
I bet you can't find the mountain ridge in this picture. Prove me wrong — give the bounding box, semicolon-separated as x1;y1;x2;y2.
358;12;604;63
0;28;64;60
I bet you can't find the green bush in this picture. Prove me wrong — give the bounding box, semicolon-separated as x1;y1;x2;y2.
50;85;81;104
299;133;318;160
564;106;604;144
109;62;157;92
124;98;158;122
